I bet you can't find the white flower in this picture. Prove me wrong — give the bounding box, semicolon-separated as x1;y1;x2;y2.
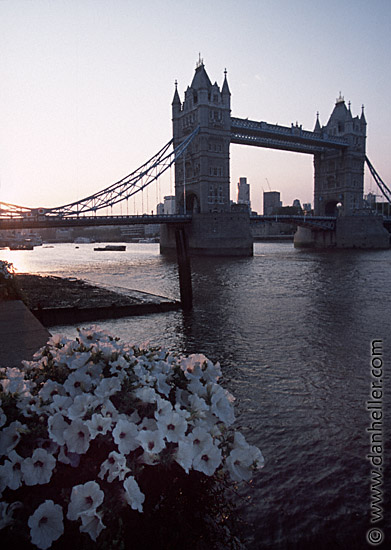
175;439;197;474
204;362;222;383
63;419;91;454
63;369;92;397
134;386;159;403
192;442;222;476
157;409;188;443
137;429;165;455
181;354;208;374
16;393;41;417
210;384;235;425
138;417;158;431
79;509;106;541
48;412;69;446
188;393;209;416
113;419;139;454
109;355;130;376
123;476;145;512
38;379;66;402
154;396;173;419
99;400;120;421
2;450;24;490
99;451;130;482
0;420;27;456
188;425;213;450
21;448;56;486
225;445;264;481
67;481;104;521
86;413;112;439
28;500;64;550
94;376;122;399
187;377;206;397
67;393;98;420
95;341;118;360
47;395;73;414
64;351;91;370
154;372;171;396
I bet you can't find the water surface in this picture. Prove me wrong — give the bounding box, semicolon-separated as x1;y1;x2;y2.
1;242;390;549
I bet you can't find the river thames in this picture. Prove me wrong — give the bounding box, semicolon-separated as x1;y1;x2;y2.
1;242;390;549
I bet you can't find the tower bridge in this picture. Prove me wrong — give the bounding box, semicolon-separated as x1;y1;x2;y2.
1;60;390;253
161;60;389;253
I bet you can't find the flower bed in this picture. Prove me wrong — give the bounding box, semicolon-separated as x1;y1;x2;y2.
0;327;264;549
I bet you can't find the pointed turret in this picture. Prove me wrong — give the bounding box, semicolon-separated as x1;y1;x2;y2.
221;68;231;109
222;68;230;96
191;61;212;90
172;80;181;107
360;104;367;126
314;112;321;133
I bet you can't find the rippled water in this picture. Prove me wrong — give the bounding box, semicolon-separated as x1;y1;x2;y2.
2;242;390;549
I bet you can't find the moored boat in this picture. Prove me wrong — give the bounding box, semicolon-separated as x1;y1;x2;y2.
94;245;126;251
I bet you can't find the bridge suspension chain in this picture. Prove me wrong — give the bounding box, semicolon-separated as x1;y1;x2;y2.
365;156;391;204
0;127;200;219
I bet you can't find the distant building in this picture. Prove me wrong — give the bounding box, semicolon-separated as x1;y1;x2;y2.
292;199;301;210
156;202;164;215
263;191;282;215
237;177;251;210
302;202;312;213
365;193;376;208
163;196;176;215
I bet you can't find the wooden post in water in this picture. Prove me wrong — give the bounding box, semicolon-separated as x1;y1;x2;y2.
175;227;192;311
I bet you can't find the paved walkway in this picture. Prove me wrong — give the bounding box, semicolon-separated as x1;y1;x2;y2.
0;300;50;367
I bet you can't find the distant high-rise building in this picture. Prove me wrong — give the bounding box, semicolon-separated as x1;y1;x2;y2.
302;202;312;213
237;177;251;210
156;202;164;215
263;191;281;215
163;196;176;215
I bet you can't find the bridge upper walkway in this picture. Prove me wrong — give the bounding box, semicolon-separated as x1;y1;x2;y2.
231;117;349;154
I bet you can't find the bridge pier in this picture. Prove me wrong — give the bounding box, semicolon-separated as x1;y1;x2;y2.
161;212;253;257
175;227;193;311
294;215;390;249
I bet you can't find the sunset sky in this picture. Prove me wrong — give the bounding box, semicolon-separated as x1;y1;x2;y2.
1;0;390;214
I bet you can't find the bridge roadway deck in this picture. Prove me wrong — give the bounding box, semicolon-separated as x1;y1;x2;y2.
0;300;50;367
0;213;193;230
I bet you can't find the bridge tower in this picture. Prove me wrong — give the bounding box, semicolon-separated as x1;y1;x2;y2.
161;59;253;256
313;94;367;216
172;58;231;214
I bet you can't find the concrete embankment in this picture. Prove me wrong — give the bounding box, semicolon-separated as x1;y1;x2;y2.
0;275;181;366
0;300;50;367
15;274;181;327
